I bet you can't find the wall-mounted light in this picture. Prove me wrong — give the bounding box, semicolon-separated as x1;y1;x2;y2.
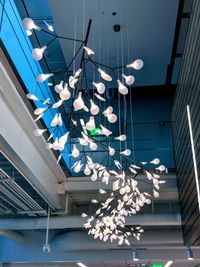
77;262;87;267
187;247;194;260
133;249;139;261
164;260;173;267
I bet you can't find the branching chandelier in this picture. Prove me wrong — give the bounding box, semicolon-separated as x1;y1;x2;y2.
22;17;167;246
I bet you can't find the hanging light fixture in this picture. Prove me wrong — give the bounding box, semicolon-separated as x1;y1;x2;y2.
23;17;167;247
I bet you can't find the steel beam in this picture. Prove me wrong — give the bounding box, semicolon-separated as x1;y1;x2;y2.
0;51;66;210
0;213;181;230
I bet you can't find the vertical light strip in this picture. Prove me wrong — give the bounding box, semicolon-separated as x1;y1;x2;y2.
187;105;200;212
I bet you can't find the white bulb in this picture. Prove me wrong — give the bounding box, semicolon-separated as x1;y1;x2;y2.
122;74;135;85
97;68;112;82
126;59;144;70
119;188;125;195
83;105;89;112
22;18;40;31
89;142;97;151
32;46;47;61
108;146;115;156
26;93;39;101
69;76;78;89
26;30;32;36
52;138;59;150
48;25;54;32
156;165;166;172
123;194;129;202
146;199;151;205
117;80;128;95
107;113;117;123
58;113;62;126
37;73;53;83
150;158;160;165
84;165;91;176
51;113;59;127
91;170;98;181
90;100;99;115
81;213;88;218
86;116;95;131
115;134;126;141
58;142;65;151
55;80;64;93
74;68;82;78
52;99;63;108
136;206;140;212
33;128;46;137
71;144;80;158
103;106;113;116
73;92;85;111
79;138;88;146
34;107;48;115
59;132;69;145
60;83;71;100
153;190;159;198
43;20;54;32
92;82;105;94
84;46;95;55
91;199;98;203
100;125;112;137
74;163;83;173
94;93;106;102
125;185;131;193
99;189;106;194
120;149;131;156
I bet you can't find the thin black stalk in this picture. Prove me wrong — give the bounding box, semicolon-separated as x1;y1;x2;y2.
40;28;84;43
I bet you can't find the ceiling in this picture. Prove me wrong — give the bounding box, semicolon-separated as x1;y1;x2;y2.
16;0;184;87
0;152;48;217
48;0;179;87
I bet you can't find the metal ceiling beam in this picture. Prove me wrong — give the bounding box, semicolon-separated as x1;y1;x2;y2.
58;174;179;200
0;213;181;230
0;51;66;210
0;230;24;242
51;229;184;251
2;246;200;264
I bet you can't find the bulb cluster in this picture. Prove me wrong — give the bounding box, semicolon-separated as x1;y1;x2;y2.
22;17;167;246
82;159;166;245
